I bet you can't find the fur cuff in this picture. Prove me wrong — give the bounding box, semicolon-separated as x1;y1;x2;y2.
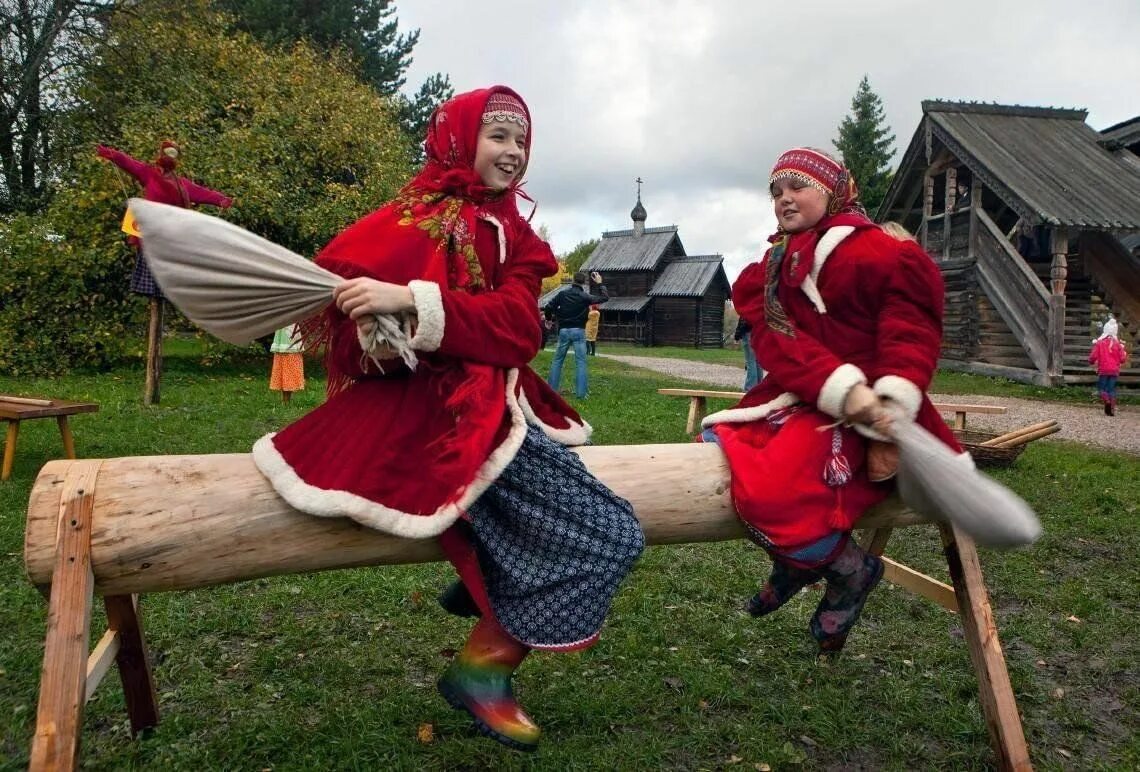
817;363;867;419
407;280;444;352
873;375;923;422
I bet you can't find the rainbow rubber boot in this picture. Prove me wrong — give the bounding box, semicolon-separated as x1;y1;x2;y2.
437;618;540;751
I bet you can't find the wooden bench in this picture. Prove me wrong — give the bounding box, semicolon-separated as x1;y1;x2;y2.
0;396;99;481
24;446;1030;771
657;388;1008;435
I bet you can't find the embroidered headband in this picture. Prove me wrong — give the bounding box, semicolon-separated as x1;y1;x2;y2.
482;92;529;133
769;147;842;195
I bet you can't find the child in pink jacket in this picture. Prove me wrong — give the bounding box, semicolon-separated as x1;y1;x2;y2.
1089;317;1128;416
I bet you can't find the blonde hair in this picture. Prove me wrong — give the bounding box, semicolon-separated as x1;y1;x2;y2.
880;221;916;242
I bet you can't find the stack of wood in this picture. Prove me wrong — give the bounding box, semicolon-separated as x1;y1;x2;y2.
957;419;1060;466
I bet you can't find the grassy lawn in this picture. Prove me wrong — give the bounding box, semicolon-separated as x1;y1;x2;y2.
2;347;1138;769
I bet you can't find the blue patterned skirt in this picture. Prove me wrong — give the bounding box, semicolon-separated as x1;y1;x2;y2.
130;246;163;298
467;426;644;649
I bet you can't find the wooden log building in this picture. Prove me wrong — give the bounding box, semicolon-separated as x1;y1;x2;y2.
540;192;731;348
878;101;1140;386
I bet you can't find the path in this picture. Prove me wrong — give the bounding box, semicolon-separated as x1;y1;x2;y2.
601;353;1140;455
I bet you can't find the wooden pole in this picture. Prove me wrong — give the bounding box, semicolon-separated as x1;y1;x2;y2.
979;420;1057;447
1047;228;1069;383
143;298;164;406
991;424;1060;449
25;445;923;596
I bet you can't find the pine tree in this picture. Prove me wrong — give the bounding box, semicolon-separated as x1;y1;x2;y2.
833;75;895;215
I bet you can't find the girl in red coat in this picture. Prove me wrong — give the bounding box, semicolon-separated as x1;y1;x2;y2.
252;87;644;751
702;148;960;653
1088;316;1128;415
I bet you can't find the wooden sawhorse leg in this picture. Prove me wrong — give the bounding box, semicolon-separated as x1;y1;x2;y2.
2;419;18;480
29;460;159;772
940;524;1032;771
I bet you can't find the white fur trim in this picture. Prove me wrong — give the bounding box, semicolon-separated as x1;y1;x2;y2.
252;369;529;538
517;390;592;445
873;375;923;422
407;280;444;352
701;392;800;428
800;275;827;314
811;225;855;282
478;213;507;264
817;363;867;420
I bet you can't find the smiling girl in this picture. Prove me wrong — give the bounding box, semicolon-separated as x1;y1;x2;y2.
701;148;961;653
253;87;644;751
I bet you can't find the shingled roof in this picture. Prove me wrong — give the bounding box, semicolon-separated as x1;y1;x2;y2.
582;225;683;271
880;101;1140;230
1101;115;1140;152
648;256;730;297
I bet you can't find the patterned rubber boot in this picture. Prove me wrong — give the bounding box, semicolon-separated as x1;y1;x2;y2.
747;560;822;617
809;540;885;654
437;618;540;752
437;580;481;618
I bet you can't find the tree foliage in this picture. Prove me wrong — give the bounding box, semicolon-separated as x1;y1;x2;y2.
1;0;412;375
218;0;452;159
561;238;599;276
833;75;895;215
0;0;112;213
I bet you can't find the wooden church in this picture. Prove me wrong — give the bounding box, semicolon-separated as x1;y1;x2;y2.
540;190;731;348
878;101;1140;386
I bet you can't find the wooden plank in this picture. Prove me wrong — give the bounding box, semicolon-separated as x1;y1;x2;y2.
85;629;121;698
882;556;957;612
29;460;102;772
104;595;160;735
940;524;1032;771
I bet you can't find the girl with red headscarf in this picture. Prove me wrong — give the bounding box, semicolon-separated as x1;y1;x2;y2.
701;148;961;653
252;87;644;751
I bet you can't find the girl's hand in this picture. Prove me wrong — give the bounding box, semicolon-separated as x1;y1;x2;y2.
334;278;415;318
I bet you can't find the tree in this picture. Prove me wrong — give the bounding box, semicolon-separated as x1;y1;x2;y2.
1;0;412;375
833;75;895;215
218;0;452;158
561;238;598;276
0;0;112;213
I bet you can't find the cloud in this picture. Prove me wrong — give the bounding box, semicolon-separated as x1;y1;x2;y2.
396;0;1140;268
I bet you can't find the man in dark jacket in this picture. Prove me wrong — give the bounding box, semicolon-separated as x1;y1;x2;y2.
547;271;609;398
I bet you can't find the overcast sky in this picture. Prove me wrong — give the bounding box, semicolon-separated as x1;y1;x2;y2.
396;0;1140;280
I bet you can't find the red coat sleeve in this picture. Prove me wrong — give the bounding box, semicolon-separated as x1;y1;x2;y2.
181;178;231;208
737;255;863;418
101;148;150;182
864;240;945;418
405;226;558;368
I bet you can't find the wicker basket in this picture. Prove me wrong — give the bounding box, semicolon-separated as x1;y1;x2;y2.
954;429;1026;468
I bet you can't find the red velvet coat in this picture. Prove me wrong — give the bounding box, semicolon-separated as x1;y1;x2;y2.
252;214;590;538
706;224;961;548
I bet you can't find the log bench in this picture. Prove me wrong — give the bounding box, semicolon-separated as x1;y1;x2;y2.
24;445;1031;771
657;387;1009;436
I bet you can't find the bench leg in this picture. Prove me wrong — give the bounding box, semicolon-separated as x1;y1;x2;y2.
953;411;967;431
104;595;159;735
30;461;101;772
685;397;707;436
940;524;1032;771
57;416;76;459
2;419;18;480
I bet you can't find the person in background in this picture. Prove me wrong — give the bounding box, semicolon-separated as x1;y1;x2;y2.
734;317;762;390
584;304;601;355
953;180;971;212
269;324;305;403
1089;316;1128;416
548;271;609;398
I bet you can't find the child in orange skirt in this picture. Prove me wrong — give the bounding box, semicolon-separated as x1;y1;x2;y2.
269;324;305;403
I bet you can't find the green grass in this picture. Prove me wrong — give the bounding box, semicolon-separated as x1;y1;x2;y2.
1;348;1138;769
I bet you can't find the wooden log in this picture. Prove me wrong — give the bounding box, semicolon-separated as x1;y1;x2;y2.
979;420;1057;447
991;424;1060;449
0;395;54;406
25;445;924;596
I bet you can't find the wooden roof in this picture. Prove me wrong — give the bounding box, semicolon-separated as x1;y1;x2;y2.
1101;115;1140;152
601;296;652;312
582;226;683;271
648;256;730;298
879;101;1140;230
